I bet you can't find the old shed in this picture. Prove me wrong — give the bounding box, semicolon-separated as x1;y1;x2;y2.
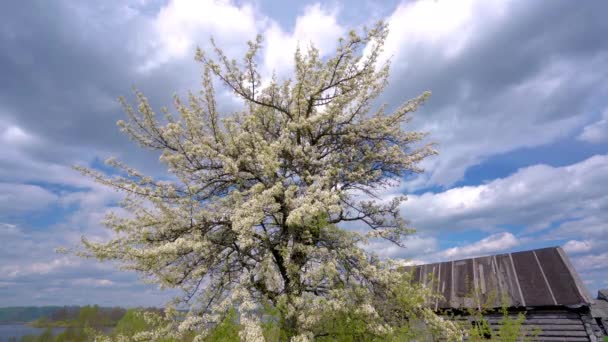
409;247;606;341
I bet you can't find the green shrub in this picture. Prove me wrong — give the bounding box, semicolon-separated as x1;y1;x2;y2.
464;292;540;342
113;309;152;337
203;309;240;342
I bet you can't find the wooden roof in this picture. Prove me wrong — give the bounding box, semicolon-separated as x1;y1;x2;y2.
592;290;608;319
407;247;593;310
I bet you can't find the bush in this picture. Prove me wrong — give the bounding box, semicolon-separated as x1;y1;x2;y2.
464;292;540;342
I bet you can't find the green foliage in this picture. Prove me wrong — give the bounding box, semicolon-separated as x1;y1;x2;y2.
260;303;291;341
203;309;241;342
77;305;97;325
248;276;445;341
18;335;38;342
113;308;152;337
28;317;50;328
52;327;89;342
464;292;540;342
312;310;386;341
112;308;199;341
19;328;54;342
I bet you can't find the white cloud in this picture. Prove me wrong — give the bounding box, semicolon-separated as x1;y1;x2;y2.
388;232;520;265
578;109;608;144
1;125;34;145
72;278;115;287
382;0;506;63
0;119;102;189
119;0;608;194
263;3;344;76
367;235;438;259
376;0;608;189
0;190;174;306
435;232;519;260
0;151;95;188
142;0;260;71
389;155;608;293
0;183;58;214
0;222;22;237
551;216;608;241
563;240;593;254
1;257;80;279
407;56;593;188
560;239;608;289
572;252;608;272
400;154;608;234
143;0;345;80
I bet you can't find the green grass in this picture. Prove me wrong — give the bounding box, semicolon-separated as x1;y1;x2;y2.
603;335;607;342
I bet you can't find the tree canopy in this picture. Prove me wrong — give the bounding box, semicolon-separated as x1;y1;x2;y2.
76;21;461;341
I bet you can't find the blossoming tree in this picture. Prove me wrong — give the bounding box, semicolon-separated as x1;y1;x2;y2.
76;22;461;341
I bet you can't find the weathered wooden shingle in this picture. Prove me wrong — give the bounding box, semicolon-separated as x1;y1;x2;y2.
411;247;592;310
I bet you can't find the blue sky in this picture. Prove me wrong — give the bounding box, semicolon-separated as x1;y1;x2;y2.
1;0;607;306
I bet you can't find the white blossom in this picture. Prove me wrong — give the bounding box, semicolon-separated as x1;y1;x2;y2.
74;21;460;340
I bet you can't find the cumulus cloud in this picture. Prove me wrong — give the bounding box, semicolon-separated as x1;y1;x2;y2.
381;0;506;63
263;3;344;76
572;253;608;272
0;183;58;215
389;155;608;293
0;0;343;306
0;194;175;306
366;235;438;259
1;257;81;279
391;232;520;266
1;124;35;146
0;117;167;305
141;0;347;82
2;0;606;187
143;0;260;71
562;238;608;291
400;154;608;234
72;278;115;287
378;0;608;188
0;223;22;237
551;216;608;241
435;232;519;260
578;109;608;144
0;119;109;189
563;240;594;254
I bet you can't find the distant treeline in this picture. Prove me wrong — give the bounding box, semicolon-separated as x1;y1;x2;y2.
14;307;215;342
0;305;161;325
4;306;166;342
30;305;130;328
0;307;64;323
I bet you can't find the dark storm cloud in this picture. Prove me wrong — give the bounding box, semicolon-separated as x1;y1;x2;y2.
2;1;607;181
1;2;132;147
383;1;608;110
0;0;259;306
0;1;211;175
379;0;608;187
